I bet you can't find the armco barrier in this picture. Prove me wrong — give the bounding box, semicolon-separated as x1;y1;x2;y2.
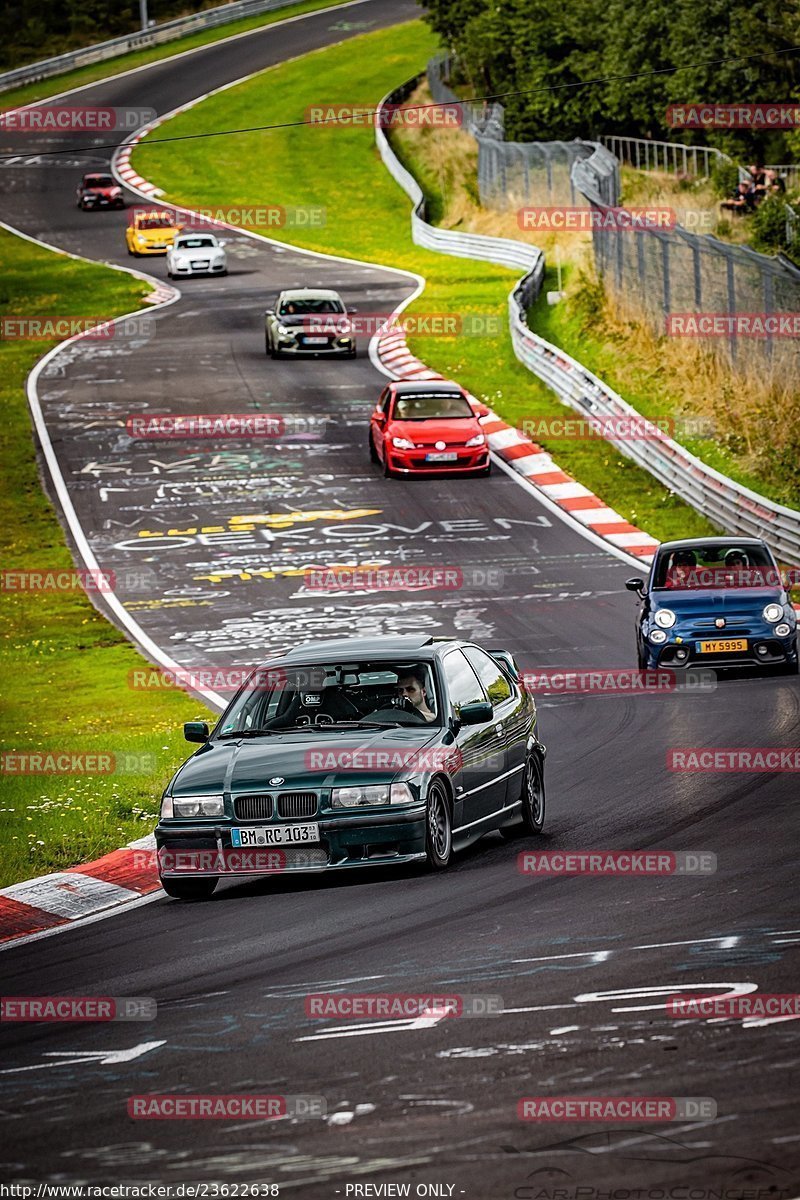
0;0;315;93
378;80;800;566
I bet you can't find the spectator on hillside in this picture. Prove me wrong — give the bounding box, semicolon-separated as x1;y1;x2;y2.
764;169;786;196
720;179;757;212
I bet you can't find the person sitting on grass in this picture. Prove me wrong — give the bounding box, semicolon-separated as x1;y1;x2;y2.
720;179;757;213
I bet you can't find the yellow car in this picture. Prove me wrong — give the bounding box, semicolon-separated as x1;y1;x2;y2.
125;210;183;256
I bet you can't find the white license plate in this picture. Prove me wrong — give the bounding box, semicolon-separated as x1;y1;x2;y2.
425;451;458;462
191;260;209;268
303;336;328;345
231;823;319;847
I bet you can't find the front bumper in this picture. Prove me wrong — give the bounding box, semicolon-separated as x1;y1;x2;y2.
170;262;226;275
273;337;354;355
155;805;427;877
387;447;490;474
647;629;797;669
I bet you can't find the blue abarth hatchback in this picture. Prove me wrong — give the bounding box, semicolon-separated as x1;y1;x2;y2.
626;537;798;674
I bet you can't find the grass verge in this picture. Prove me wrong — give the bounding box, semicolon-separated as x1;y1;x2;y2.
0;0;353;110
0;229;212;887
131;20;717;544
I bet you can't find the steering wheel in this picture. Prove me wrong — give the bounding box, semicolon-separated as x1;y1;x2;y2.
367;704;428;725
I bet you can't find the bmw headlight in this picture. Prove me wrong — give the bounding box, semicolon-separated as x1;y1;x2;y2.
331;785;390;808
763;603;783;624
650;629;668;644
169;795;225;818
391;436;415;450
465;433;486;447
654;608;677;628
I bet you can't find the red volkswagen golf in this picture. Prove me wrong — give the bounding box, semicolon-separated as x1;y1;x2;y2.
369;381;491;478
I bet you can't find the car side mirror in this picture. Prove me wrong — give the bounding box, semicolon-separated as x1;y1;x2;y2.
472;402;490;418
184;721;209;744
348;306;358;314
265;308;275;317
625;577;645;596
459;700;493;726
374;409;386;423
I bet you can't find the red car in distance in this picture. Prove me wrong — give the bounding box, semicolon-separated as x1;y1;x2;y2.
369;381;491;478
76;172;125;210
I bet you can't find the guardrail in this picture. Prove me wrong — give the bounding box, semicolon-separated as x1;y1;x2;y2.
0;0;308;94
378;78;800;564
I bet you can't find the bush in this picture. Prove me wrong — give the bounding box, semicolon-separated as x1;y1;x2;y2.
710;160;740;199
750;194;791;254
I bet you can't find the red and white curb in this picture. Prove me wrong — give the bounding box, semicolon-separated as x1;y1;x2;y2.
0;836;159;947
375;331;660;564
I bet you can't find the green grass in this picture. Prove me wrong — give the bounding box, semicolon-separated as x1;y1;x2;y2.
0;229;213;886
132;19;717;543
0;0;353;110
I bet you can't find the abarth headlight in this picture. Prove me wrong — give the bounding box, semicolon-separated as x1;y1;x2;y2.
763;603;783;624
654;608;677;628
392;436;415;450
169;795;225;818
465;433;486;447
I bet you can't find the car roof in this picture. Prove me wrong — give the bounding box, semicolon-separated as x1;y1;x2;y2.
274;635;456;664
391;380;465;394
656;537;768;552
279;288;342;300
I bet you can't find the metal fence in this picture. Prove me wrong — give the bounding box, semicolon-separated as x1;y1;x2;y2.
573;151;800;379
427;55;618;209
602;135;728;179
0;0;307;93
378;79;800;563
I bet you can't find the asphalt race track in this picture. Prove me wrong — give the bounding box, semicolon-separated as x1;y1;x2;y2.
1;1;799;1194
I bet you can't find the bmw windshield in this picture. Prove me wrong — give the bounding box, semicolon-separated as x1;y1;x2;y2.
217;660;442;737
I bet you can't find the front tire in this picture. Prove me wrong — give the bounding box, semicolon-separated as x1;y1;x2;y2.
160;876;218;900
515;753;546;835
425;781;452;869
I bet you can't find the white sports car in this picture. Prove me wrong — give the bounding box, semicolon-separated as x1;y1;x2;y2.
166;233;227;278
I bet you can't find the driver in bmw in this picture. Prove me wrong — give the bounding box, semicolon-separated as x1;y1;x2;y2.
396;671;436;722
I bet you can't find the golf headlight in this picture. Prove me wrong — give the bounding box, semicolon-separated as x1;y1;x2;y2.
465;433;486;447
136;234;147;244
775;623;792;637
763;603;783;624
170;795;225;818
392;436;415;450
654;608;676;628
650;629;668;644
